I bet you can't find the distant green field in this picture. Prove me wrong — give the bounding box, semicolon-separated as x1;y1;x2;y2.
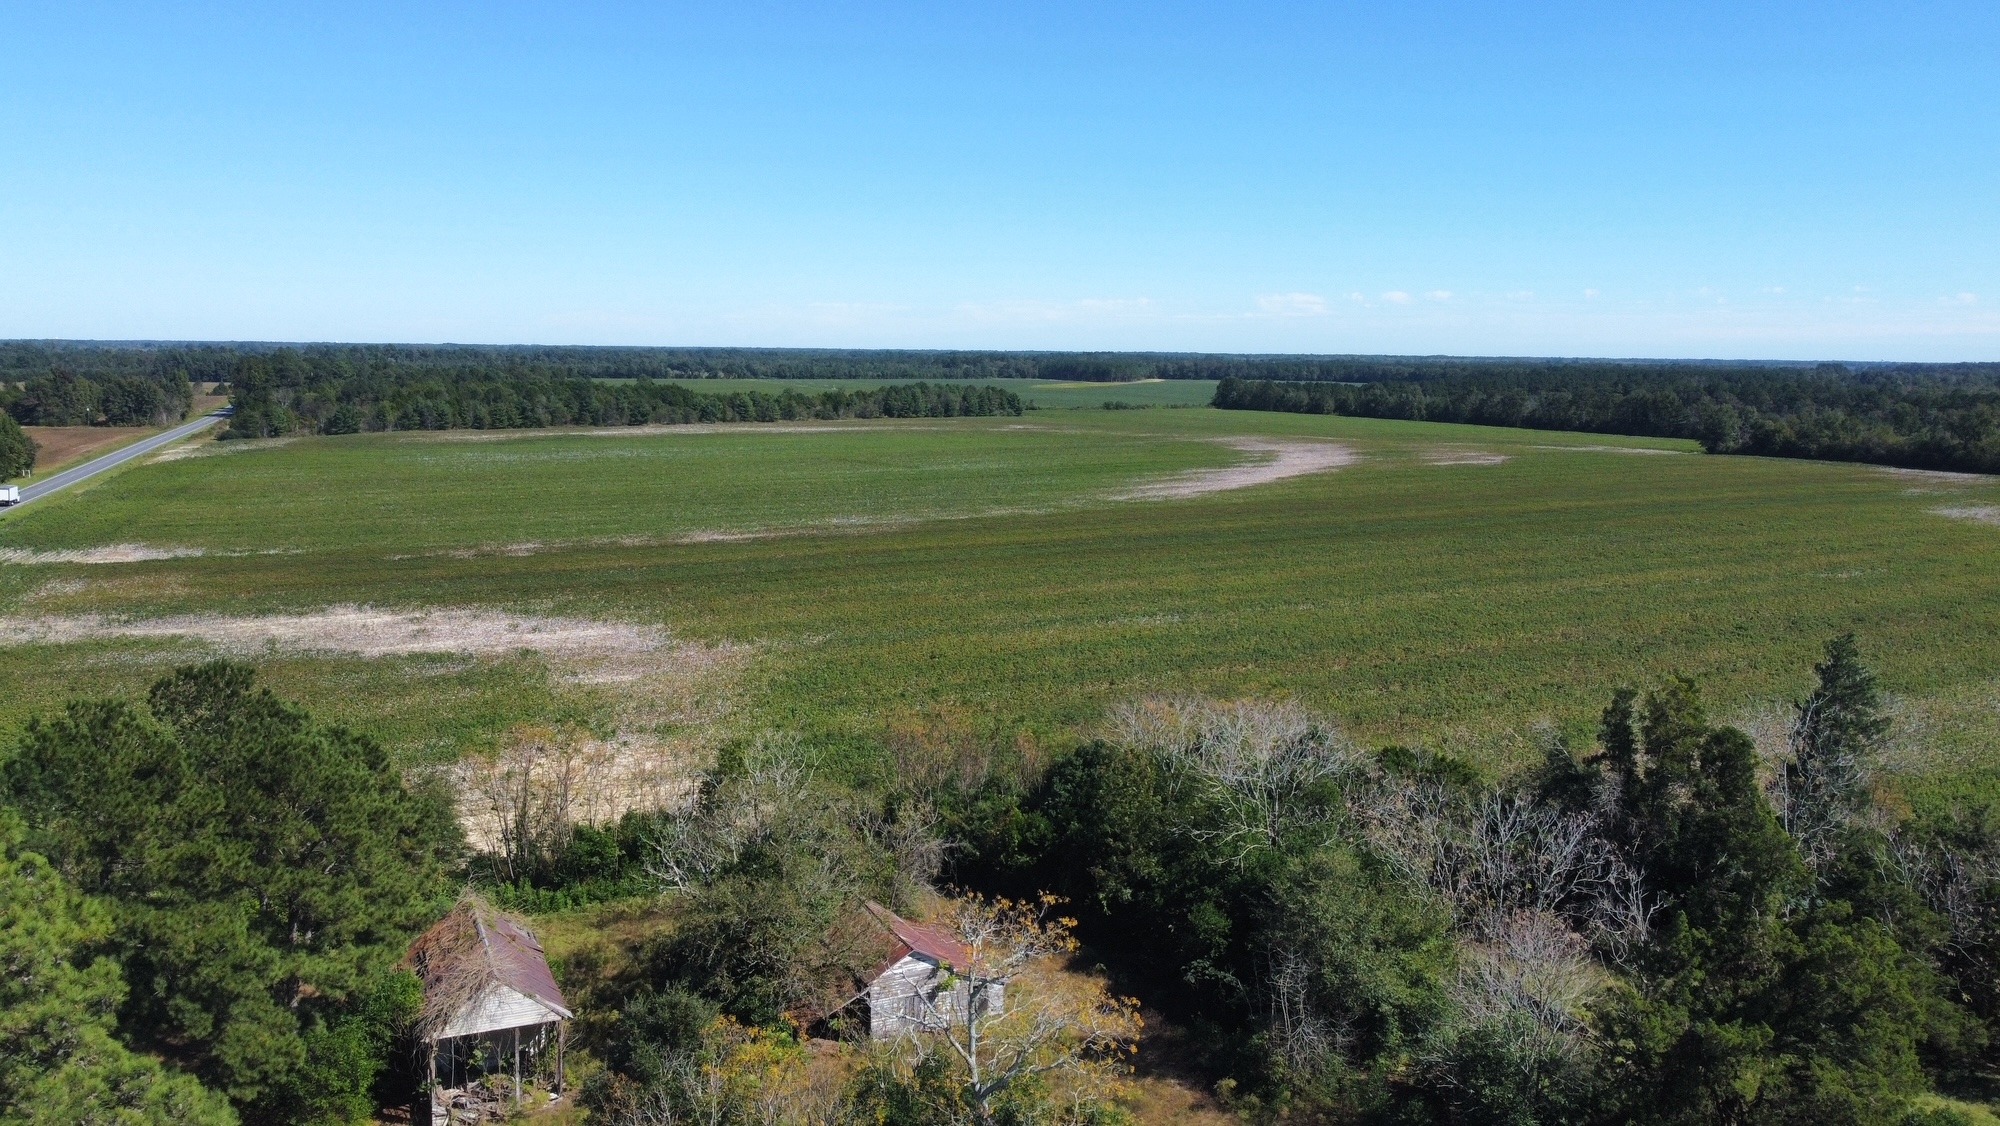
631;376;1220;409
3;407;1998;795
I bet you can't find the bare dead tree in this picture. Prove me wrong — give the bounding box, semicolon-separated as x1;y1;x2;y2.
612;1058;730;1126
1770;695;1861;875
1110;697;1362;859
1453;912;1598;1039
861;796;950;904
1263;937;1349;1078
1770;635;1891;881
1419;910;1604;1089
1355;783;1654;961
1892;832;2000;962
452;726;600;885
895;896;1142;1124
645;747;814;893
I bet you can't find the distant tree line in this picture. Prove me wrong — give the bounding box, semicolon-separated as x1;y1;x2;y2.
35;339;2000;387
1215;368;2000;474
223;351;1023;438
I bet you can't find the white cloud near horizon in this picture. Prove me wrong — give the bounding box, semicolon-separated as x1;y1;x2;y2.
1255;292;1330;317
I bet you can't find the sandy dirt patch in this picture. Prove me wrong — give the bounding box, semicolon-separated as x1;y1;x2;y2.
1530;444;1682;456
1109;438;1357;500
1934;506;2000;526
151;436;293;463
0;544;207;565
451;731;704;852
1034;377;1167;389
1881;467;1992;485
418;422;910;443
1424;448;1510;466
1;606;748;839
0;605;747;688
20;426;155;475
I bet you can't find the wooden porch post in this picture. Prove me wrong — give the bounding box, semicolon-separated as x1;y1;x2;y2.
555;1022;567;1095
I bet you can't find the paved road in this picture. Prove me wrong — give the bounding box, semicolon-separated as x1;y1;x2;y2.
7;409;232;508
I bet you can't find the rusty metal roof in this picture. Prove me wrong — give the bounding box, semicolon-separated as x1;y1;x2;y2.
406;899;572;1039
864;900;973;972
479;914;571;1019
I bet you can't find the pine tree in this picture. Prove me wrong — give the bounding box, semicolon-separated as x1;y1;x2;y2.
1780;634;1890;873
0;812;236;1125
2;663;462;1120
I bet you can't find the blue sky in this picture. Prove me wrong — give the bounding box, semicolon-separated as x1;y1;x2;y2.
2;2;1995;359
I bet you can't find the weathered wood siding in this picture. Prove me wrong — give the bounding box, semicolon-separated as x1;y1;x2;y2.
865;955;1005;1039
439;985;565;1039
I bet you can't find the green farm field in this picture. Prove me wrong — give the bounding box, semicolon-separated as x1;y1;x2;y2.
3;403;1998;795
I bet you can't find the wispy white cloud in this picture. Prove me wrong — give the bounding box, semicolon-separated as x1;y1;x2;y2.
952;297;1156;323
1381;290;1412;304
1583;288;1600;300
1255;292;1329;317
1425;290;1452;302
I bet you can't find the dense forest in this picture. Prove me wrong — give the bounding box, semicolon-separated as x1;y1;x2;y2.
222;352;1023;437
8;641;2000;1124
1215;370;2000;475
0;367;196;428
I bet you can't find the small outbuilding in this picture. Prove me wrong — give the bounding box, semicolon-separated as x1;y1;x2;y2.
836;901;1004;1040
405;897;572;1124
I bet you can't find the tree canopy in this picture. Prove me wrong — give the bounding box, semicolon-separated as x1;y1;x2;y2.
0;812;238;1126
0;414;34;482
1215;371;2000;474
0;662;461;1123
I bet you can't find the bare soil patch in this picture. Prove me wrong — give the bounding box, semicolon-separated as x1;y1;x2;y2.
1036;377;1167;389
20;426;154;474
419;422;908;443
1935;505;2000;526
0;606;749;836
151;436;293;463
0;605;745;688
1530;444;1682;456
1425;448;1510;466
0;544;206;565
1881;467;1992;484
1110;438;1356;500
451;731;704;852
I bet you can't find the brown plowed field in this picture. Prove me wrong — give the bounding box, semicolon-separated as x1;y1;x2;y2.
21;396;227;476
21;426;154;474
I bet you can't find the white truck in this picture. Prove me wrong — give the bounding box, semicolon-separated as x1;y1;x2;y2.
0;485;20;506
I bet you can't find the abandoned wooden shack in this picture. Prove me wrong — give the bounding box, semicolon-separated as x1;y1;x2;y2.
405;897;572;1124
834;901;1004;1040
